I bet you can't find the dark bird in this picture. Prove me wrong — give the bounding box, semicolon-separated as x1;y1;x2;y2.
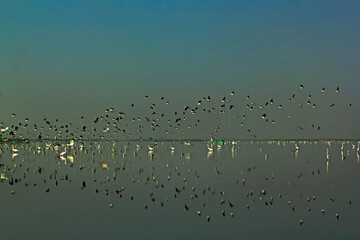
184;204;189;212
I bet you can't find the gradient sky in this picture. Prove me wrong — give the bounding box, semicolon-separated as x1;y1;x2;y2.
1;0;360;138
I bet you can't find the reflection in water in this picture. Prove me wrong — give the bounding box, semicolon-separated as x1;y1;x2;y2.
0;140;359;239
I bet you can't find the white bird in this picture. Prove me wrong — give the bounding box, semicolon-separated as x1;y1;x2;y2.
0;127;9;132
294;144;299;151
326;148;330;160
67;140;74;147
60;148;67;156
11;147;19;153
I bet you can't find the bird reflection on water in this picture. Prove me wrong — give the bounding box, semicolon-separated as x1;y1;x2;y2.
0;139;359;227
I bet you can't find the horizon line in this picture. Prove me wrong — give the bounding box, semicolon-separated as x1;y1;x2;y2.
1;137;359;143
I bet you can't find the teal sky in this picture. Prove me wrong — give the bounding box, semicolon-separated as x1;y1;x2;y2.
1;0;360;138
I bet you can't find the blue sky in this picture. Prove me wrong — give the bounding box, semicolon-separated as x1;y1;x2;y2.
1;0;359;138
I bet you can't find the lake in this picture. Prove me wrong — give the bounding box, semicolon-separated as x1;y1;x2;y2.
0;139;359;239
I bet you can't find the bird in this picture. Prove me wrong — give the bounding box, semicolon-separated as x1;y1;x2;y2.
60;148;67;156
184;204;189;212
11;147;19;153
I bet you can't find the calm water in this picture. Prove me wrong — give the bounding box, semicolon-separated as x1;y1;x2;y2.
0;140;359;240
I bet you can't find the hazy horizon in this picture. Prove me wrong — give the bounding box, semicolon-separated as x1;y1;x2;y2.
1;1;360;139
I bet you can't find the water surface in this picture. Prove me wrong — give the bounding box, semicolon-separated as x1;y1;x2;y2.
0;140;359;239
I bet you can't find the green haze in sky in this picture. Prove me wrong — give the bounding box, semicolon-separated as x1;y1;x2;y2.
1;0;360;139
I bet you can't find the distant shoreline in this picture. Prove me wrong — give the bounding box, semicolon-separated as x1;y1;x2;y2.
1;138;359;143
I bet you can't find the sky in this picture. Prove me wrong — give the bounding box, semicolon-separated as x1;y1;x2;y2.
1;0;360;139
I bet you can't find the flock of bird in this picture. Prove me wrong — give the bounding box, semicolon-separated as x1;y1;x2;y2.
0;84;358;227
0;84;354;141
